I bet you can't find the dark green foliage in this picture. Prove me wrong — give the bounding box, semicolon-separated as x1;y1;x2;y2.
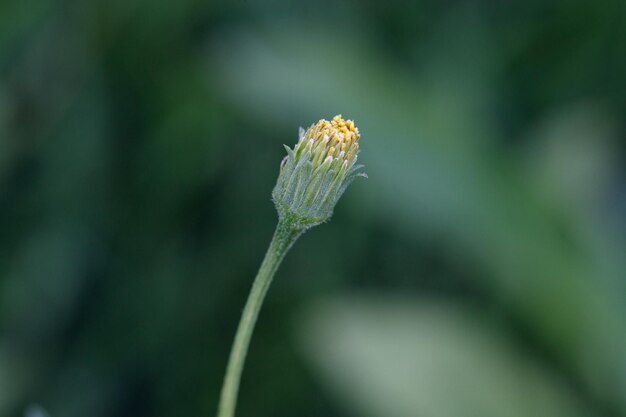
1;1;625;417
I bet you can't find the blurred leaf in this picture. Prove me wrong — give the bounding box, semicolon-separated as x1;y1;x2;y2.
299;295;596;417
524;101;620;210
0;344;38;415
24;404;51;417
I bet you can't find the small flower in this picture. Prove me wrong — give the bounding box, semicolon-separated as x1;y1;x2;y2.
272;115;367;228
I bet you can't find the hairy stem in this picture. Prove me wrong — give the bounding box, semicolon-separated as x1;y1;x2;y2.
217;219;303;417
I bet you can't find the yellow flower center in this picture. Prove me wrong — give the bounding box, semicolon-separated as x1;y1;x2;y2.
298;115;360;168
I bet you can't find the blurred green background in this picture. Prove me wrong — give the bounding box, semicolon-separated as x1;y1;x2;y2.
1;0;626;416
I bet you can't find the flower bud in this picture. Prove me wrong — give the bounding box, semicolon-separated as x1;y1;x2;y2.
272;115;366;228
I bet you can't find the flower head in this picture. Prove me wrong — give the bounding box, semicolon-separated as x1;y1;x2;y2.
272;115;366;228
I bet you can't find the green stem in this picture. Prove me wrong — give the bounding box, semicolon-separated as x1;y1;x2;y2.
217;218;303;417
